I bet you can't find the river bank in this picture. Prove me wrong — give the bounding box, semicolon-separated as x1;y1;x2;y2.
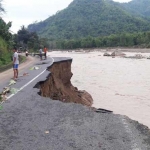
98;48;150;53
60;47;150;53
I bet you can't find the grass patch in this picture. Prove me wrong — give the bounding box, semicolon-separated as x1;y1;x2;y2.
0;55;26;73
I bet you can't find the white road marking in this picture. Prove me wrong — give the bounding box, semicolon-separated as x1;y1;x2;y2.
1;57;54;102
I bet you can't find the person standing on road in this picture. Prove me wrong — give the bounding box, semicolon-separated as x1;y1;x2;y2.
39;47;43;61
25;49;29;57
13;48;19;80
43;46;48;60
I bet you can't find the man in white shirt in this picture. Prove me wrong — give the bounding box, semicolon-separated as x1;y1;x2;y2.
25;50;29;57
13;48;19;80
39;48;43;60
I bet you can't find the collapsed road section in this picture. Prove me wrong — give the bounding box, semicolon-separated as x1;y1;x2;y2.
0;57;150;150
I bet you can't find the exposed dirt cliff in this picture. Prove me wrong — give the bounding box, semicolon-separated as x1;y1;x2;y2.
39;60;93;107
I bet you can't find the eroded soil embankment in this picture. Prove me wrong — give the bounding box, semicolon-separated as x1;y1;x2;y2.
39;60;93;107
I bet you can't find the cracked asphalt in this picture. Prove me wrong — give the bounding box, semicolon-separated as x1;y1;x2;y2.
0;57;150;150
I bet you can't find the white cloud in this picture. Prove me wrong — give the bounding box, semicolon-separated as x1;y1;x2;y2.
2;0;131;33
3;0;73;33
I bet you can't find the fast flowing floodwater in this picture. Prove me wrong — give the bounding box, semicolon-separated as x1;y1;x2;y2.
48;51;150;128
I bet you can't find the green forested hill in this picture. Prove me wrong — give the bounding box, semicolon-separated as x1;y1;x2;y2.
28;0;150;40
120;0;150;18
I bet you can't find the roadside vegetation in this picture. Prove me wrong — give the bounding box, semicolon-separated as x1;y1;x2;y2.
0;1;12;67
0;0;47;68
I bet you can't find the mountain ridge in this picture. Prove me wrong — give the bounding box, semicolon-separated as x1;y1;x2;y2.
28;0;150;40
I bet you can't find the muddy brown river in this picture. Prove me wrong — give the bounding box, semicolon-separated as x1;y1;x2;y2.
49;50;150;129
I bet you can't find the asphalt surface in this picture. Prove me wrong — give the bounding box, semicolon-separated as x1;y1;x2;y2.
0;57;150;150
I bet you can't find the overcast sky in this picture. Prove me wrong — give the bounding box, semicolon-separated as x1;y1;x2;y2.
2;0;131;33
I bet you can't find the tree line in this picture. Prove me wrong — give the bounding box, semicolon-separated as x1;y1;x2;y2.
13;26;50;52
55;32;150;50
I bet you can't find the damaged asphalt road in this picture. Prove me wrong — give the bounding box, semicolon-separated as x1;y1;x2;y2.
0;57;150;150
